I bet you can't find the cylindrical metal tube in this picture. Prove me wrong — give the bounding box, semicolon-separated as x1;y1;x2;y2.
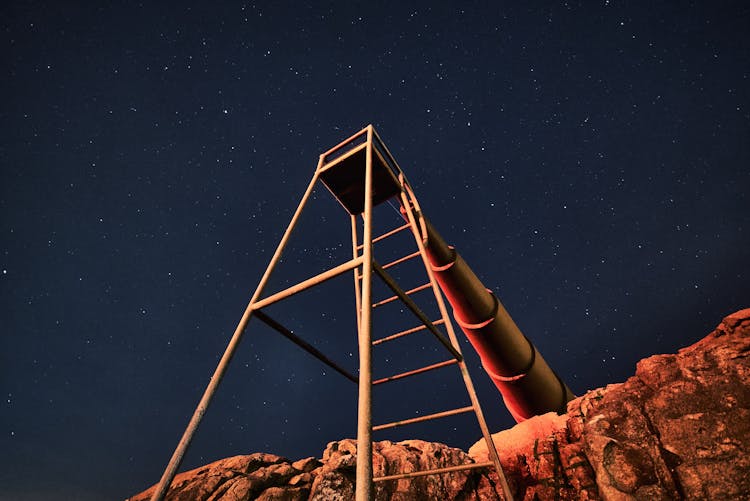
421;218;575;422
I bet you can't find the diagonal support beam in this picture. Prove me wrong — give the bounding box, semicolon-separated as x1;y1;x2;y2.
254;310;358;384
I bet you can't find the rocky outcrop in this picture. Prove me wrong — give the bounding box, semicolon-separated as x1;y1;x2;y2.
310;439;501;500
470;308;750;500
129;453;321;501
129;441;499;501
130;309;750;500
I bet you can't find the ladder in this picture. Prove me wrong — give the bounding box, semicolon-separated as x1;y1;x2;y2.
340;131;511;499
149;124;513;501
361;209;508;487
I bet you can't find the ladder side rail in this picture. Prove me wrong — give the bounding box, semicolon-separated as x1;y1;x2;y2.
399;181;514;501
370;128;409;184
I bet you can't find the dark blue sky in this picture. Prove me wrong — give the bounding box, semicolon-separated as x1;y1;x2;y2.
2;2;748;500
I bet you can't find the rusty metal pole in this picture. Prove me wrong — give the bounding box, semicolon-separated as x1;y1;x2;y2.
355;125;375;501
149;164;322;501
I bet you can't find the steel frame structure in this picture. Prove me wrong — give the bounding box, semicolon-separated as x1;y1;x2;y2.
149;125;513;501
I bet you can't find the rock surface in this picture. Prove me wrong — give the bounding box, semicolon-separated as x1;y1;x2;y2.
129;441;498;501
470;308;750;500
130;309;750;500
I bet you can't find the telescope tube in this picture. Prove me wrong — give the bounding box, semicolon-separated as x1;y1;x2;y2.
421;218;575;422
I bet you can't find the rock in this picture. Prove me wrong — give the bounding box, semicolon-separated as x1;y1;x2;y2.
309;439;498;501
128;453;311;501
130;309;750;500
470;308;750;500
292;458;322;473
256;486;309;501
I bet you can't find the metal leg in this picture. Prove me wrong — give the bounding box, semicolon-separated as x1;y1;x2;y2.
149;164;322;501
355;125;375;501
351;215;362;335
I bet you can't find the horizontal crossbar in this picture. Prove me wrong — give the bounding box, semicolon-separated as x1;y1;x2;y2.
357;222;411;250
373;405;473;431
372;319;445;346
372;282;431;308
356;251;421;281
372;359;458;385
320;142;367;172
374;461;494;482
381;250;421;270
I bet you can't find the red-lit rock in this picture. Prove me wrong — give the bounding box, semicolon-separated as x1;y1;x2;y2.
129;309;749;500
470;308;750;500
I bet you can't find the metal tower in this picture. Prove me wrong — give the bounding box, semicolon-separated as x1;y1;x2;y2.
149;125;513;501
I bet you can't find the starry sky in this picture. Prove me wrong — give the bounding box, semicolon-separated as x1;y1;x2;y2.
2;2;749;500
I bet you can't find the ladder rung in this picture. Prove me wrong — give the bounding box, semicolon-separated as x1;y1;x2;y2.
372;359;458;385
374;461;494;482
371;261;462;362
381;250;421;271
373;406;473;431
372;282;431;308
356;222;411;250
356;251;422;281
372;319;445;346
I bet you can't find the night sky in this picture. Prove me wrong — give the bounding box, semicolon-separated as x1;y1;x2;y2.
2;2;749;500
